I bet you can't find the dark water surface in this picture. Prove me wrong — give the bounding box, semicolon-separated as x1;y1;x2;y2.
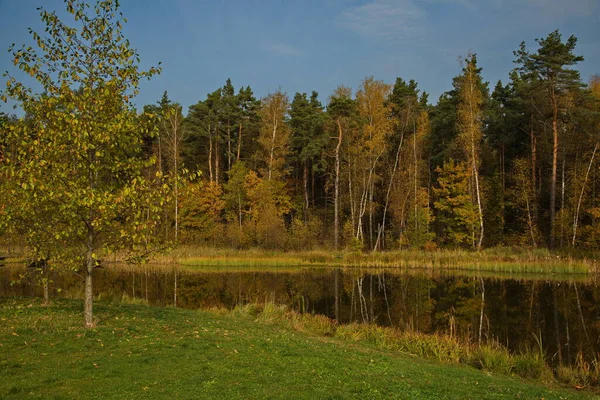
2;264;599;366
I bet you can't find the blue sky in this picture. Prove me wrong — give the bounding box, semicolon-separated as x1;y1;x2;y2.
1;0;599;114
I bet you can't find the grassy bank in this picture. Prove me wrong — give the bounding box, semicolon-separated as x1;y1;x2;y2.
159;246;597;274
0;298;596;399
4;243;598;274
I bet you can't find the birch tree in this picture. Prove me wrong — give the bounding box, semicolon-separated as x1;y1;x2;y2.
0;0;163;327
456;54;485;249
257;90;290;181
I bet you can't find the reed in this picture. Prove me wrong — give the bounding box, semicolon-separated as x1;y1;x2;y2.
160;245;596;274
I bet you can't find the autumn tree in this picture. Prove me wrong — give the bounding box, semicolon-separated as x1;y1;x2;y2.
0;0;163;327
327;86;356;250
433;160;478;247
384;78;430;249
180;180;224;244
353;77;392;248
257;90;290;181
456;54;485;249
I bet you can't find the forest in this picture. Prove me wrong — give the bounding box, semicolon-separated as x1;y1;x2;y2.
2;4;600;391
106;33;600;253
2;31;600;254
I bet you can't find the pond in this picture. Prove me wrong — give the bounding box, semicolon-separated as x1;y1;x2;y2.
1;264;599;367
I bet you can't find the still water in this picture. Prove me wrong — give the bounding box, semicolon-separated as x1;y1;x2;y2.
1;264;599;366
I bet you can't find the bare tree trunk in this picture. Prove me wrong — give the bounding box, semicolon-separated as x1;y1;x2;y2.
303;161;309;223
227;123;232;173
525;190;538;247
268;117;278;181
368;183;374;249
208;123;213;182
349;169;355;238
356;154;382;241
467;77;484;250
215;131;220;185
334;119;343;250
414;120;418;235
473;160;484;249
572;143;598;246
174;139;179;243
376;129;405;250
550;88;559;249
530;114;536;197
560;141;566;247
237;122;243;161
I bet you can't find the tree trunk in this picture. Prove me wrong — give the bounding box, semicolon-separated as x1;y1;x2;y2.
268;117;278;181
237;122;243;161
174;136;179;243
572;143;598;246
467;76;484;250
560;141;566;247
368;183;374;250
414;121;419;234
530;114;536;196
215;129;220;185
376;125;406;251
334;119;343;250
84;228;95;328
43;278;49;306
525;188;538;247
303;161;309;223
227;123;232;173
208;123;213;182
550;88;559;249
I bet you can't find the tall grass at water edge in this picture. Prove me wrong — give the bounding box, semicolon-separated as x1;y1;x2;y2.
153;246;595;274
228;302;599;390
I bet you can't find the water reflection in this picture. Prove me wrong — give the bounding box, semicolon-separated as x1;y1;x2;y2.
2;264;599;366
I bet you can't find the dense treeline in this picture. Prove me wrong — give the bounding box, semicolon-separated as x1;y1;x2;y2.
2;29;599;253
133;31;599;251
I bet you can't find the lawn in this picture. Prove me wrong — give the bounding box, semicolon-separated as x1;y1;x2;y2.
0;298;595;399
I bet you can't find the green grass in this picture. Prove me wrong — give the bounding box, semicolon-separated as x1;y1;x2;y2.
1;298;596;399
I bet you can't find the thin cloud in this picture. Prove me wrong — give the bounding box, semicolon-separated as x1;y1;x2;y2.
261;41;303;56
525;0;598;18
337;0;425;39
